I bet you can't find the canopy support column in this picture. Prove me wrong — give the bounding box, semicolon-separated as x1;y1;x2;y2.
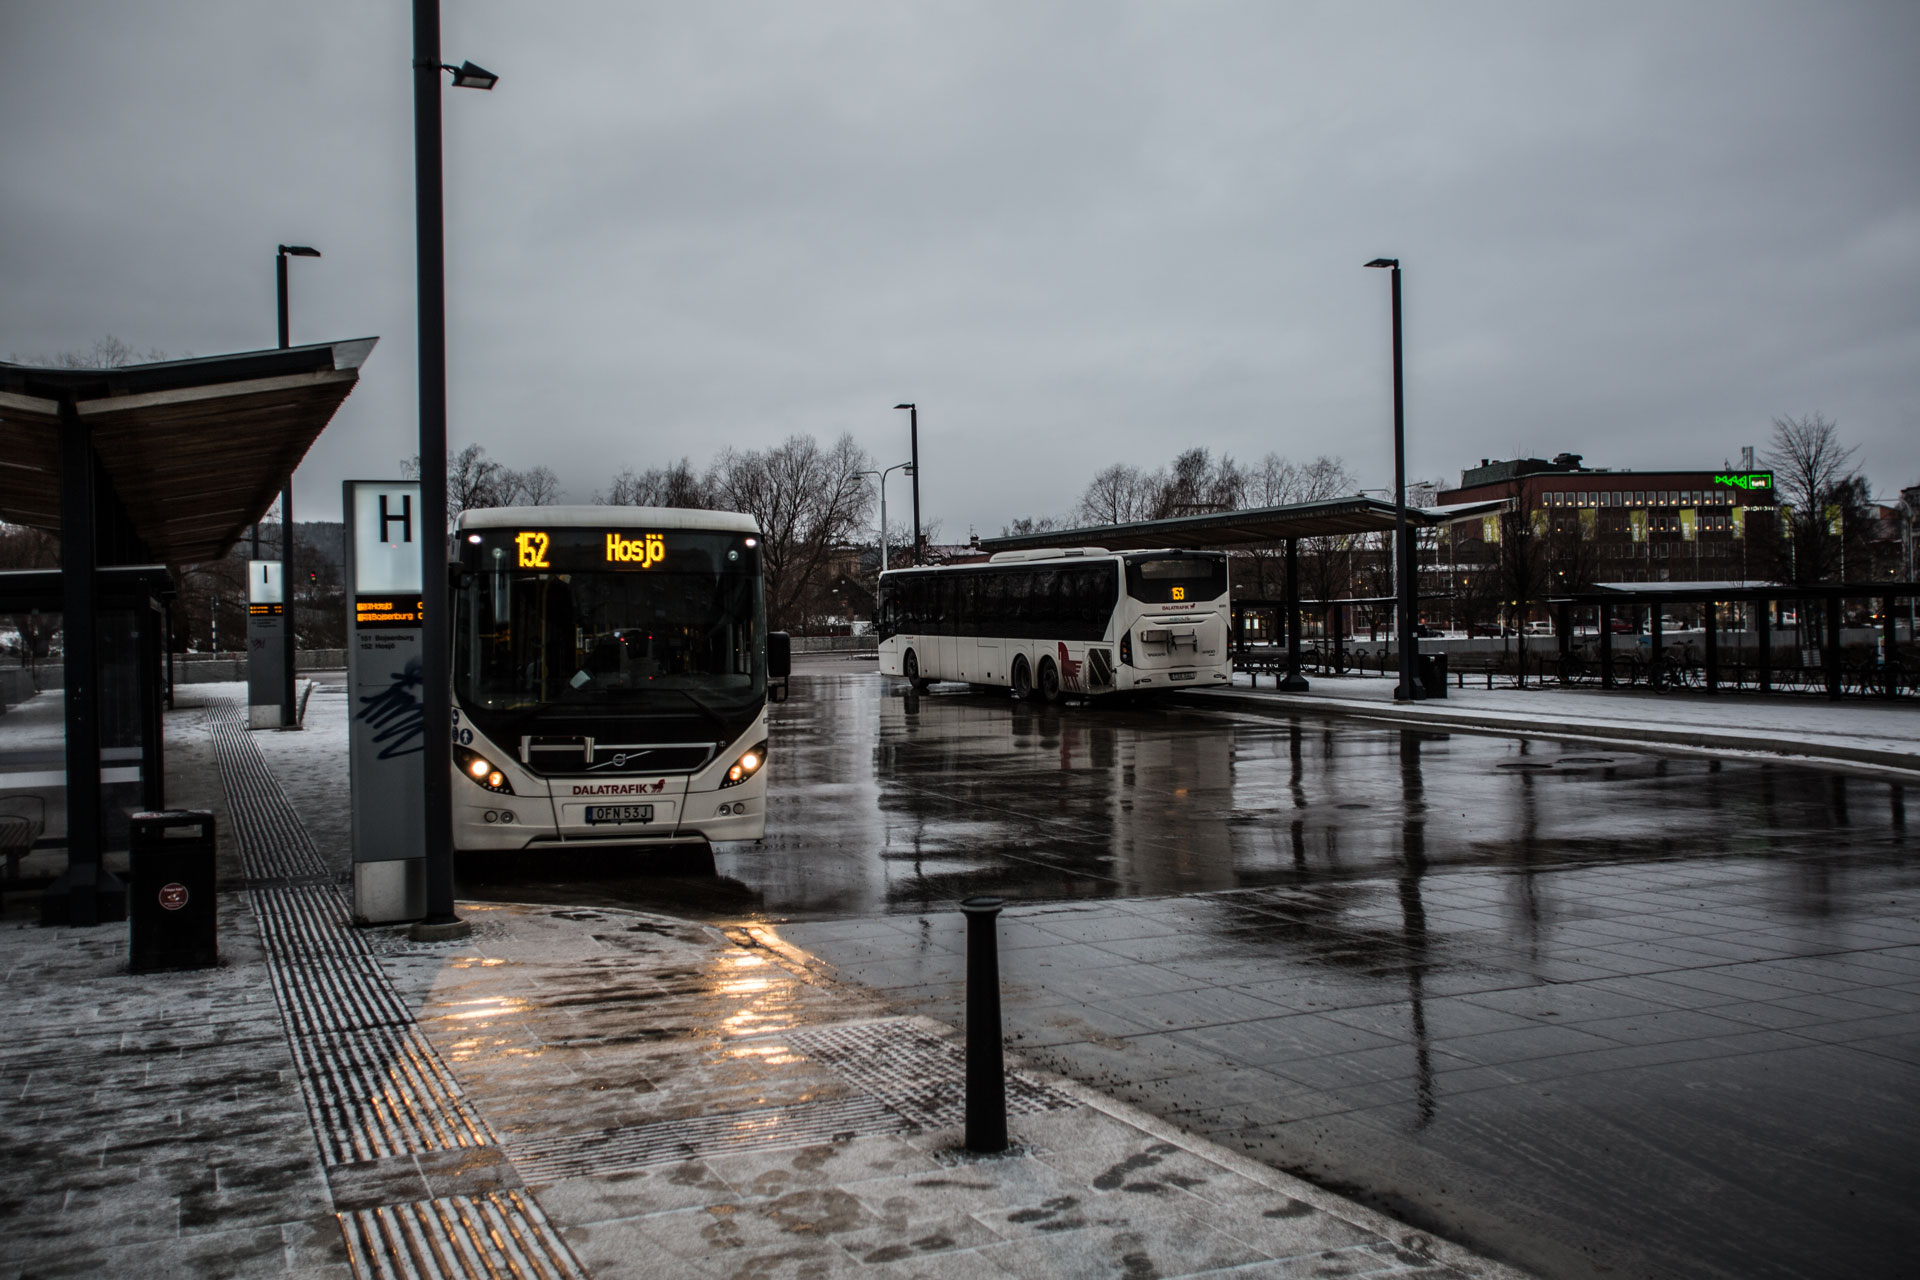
1757;600;1772;692
1649;608;1665;693
1884;595;1898;699
1599;602;1615;688
1280;538;1308;692
1825;595;1843;700
42;396;123;926
1704;601;1719;693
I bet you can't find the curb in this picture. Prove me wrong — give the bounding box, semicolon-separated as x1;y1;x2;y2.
1172;689;1920;776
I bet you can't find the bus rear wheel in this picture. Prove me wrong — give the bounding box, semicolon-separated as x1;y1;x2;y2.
1009;655;1033;699
1036;656;1062;705
903;648;931;693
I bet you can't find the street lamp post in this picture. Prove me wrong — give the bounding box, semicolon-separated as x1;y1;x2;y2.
858;461;914;572
411;0;496;940
1366;258;1420;701
276;245;320;728
894;404;921;564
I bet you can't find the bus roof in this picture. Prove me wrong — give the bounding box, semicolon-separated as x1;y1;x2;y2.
457;505;761;534
880;547;1220;576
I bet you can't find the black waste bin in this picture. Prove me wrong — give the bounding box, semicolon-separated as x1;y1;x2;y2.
1418;652;1448;699
128;810;218;973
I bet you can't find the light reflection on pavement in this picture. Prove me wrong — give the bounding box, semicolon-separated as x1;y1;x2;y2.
458;665;1920;1280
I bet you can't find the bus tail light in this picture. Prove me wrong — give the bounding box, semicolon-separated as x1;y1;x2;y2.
454;744;514;794
719;741;768;788
1120;630;1133;666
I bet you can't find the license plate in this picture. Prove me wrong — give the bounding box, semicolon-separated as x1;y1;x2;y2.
585;804;654;825
1168;670;1195;681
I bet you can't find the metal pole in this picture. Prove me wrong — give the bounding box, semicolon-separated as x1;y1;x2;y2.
909;405;922;565
276;253;298;728
961;896;1008;1153
879;472;888;574
1280;538;1307;691
413;0;463;936
1376;261;1418;702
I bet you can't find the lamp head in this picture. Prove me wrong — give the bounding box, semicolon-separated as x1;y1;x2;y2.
279;245;322;258
893;403;914;411
1365;258;1398;269
446;60;499;90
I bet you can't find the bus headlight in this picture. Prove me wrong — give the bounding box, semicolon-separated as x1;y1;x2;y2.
453;744;514;794
719;741;768;788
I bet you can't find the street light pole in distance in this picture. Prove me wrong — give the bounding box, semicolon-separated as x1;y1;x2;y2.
858;460;913;572
276;245;321;728
895;404;921;565
1366;257;1420;702
411;0;497;942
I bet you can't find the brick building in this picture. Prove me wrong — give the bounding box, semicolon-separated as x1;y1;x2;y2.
1437;453;1780;587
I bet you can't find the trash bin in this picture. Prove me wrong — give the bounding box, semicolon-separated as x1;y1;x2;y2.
128;810;218;973
1418;652;1448;699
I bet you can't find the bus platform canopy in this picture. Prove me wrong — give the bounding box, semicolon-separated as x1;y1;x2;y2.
0;338;376;563
979;495;1509;555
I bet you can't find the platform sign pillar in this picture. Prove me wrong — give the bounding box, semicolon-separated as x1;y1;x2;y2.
344;481;427;924
246;561;287;728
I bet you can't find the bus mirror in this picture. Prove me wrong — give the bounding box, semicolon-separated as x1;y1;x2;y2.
768;631;792;679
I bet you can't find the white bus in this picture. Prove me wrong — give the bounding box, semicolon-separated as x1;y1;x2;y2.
448;506;788;853
875;547;1231;700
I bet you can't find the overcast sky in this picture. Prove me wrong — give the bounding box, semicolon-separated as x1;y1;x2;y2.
5;1;1917;537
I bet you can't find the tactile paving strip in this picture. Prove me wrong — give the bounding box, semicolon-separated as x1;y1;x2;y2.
339;1191;584;1280
786;1018;1077;1130
206;700;584;1277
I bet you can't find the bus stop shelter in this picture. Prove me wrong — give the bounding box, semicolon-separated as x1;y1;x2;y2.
1549;580;1919;700
981;496;1505;690
0;338;376;923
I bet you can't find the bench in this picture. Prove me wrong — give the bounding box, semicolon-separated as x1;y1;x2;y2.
0;796;47;880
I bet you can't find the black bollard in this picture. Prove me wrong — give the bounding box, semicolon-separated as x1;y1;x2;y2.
961;896;1008;1153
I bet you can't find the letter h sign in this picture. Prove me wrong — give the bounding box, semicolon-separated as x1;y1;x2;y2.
379;494;414;544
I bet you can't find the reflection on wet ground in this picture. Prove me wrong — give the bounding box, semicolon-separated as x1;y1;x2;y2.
461;667;1920;1280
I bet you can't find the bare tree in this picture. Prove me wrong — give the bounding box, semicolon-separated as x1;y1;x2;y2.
11;335;173;369
1765;413;1860;586
597;458;712;508
1074;463;1157;525
707;434;874;629
499;465;563;507
400;445;509;516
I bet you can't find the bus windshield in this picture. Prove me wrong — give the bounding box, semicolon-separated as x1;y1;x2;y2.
455;562;765;731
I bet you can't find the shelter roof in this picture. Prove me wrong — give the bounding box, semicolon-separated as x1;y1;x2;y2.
979;495;1509;555
0;339;375;563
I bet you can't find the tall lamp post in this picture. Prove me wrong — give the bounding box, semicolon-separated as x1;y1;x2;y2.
276;244;320;728
894;404;921;564
412;0;496;940
858;461;914;572
1366;258;1420;702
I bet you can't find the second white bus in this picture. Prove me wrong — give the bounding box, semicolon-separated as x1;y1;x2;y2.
875;547;1231;700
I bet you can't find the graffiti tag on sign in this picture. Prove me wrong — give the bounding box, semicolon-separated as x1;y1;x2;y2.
356;655;426;759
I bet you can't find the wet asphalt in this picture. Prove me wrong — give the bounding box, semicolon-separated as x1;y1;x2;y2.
458;659;1920;1280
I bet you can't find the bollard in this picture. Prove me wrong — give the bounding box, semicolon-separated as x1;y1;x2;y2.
961;896;1008;1153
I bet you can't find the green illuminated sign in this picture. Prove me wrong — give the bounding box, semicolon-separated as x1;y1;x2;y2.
1712;471;1773;491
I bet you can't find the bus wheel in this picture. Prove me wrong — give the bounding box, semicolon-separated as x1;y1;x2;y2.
1010;655;1033;699
1036;656;1062;705
904;648;931;693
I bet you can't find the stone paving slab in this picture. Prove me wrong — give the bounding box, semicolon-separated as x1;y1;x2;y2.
377;904;1528;1280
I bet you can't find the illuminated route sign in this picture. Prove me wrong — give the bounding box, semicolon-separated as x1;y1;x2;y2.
1712;471;1773;491
605;531;666;566
459;527;757;574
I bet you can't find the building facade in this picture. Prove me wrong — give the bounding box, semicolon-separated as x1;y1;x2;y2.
1437;453;1781;589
